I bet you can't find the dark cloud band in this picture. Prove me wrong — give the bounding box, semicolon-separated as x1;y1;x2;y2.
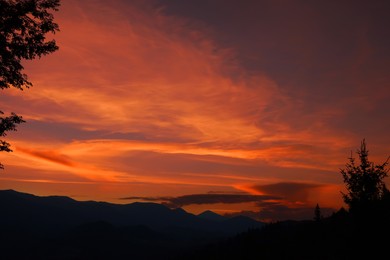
120;193;280;208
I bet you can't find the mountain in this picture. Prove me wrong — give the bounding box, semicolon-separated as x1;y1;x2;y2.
0;189;268;259
222;215;265;234
0;189;264;235
198;210;228;222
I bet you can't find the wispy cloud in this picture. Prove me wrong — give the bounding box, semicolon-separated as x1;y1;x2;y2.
16;147;75;167
120;183;339;221
121;193;280;208
249;182;323;202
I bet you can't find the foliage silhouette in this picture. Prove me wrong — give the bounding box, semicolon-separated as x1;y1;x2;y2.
340;139;389;214
178;205;390;260
0;112;25;168
0;0;60;168
313;203;322;222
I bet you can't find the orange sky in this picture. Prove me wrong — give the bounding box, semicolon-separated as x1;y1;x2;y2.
1;0;389;221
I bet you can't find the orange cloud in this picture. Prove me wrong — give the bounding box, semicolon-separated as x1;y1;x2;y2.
1;0;280;145
0;0;357;172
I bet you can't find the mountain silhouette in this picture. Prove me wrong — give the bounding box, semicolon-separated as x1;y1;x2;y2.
198;210;228;221
0;189;267;259
0;189;264;236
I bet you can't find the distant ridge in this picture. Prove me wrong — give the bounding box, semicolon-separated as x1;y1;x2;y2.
0;189;265;235
198;210;228;222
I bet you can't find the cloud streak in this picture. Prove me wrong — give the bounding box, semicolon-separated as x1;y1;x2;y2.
121;193;280;208
16;147;75;167
120;182;339;221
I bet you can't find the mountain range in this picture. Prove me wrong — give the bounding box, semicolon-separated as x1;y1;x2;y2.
0;189;264;236
0;189;266;259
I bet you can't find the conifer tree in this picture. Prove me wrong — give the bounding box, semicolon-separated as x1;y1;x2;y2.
314;203;321;222
340;139;389;212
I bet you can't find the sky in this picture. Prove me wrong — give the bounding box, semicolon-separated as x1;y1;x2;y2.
1;0;389;221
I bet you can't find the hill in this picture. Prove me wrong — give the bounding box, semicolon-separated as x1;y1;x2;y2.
180;206;390;260
0;189;265;259
198;210;228;221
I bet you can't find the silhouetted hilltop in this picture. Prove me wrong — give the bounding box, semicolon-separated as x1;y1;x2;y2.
198;210;228;221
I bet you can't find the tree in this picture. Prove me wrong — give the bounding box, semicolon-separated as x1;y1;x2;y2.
313;203;322;222
0;0;60;168
340;139;389;213
0;112;25;169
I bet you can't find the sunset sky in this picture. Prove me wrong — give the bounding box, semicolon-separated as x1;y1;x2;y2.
1;0;389;221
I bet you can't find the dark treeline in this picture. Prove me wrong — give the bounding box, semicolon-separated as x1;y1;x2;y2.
176;202;390;260
1;200;389;260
